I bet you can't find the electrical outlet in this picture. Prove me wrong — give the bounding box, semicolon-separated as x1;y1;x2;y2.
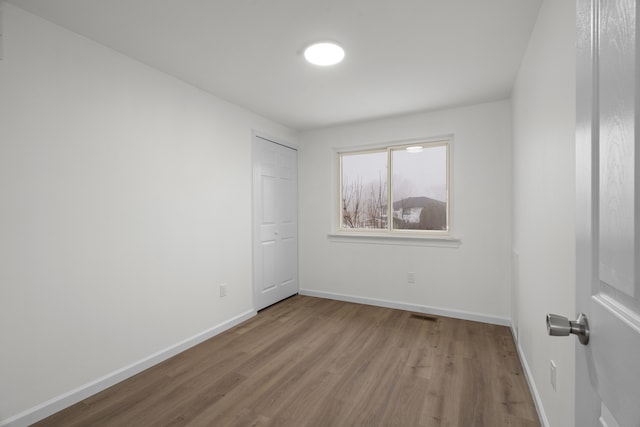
219;283;227;298
408;272;415;284
550;360;557;391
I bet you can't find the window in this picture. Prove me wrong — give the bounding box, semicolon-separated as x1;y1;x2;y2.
339;139;450;236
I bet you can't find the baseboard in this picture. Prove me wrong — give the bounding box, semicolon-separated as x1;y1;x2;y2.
299;289;511;326
510;327;550;427
1;309;256;427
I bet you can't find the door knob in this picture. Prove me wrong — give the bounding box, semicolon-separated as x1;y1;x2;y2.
546;313;590;345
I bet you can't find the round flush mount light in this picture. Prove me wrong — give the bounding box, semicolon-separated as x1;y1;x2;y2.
303;42;345;66
406;146;424;153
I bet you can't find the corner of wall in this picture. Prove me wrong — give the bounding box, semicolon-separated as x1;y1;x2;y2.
511;326;551;427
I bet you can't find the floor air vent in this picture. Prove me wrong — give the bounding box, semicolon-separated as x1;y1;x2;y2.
409;313;438;322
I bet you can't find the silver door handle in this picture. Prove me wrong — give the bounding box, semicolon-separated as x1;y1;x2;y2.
546;313;590;345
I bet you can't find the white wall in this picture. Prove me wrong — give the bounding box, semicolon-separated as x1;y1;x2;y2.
0;4;294;425
511;1;576;426
298;101;513;323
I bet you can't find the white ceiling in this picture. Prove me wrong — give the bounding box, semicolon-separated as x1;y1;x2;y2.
7;0;542;131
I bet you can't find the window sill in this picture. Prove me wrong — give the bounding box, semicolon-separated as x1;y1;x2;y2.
327;232;462;248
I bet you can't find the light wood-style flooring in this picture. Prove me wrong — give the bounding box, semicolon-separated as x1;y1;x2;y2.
34;295;540;426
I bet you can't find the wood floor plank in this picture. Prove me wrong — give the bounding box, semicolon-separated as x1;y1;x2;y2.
32;295;540;427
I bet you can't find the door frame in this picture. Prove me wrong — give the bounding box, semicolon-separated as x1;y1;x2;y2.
251;130;299;311
575;0;602;423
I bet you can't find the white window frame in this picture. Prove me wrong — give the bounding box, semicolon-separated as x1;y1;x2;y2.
329;137;461;247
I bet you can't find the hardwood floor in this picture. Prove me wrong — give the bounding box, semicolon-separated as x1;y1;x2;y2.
33;295;540;426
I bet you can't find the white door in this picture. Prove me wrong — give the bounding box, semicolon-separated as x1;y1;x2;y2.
575;0;640;426
252;134;298;311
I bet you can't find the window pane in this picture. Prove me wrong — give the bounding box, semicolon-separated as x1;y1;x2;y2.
341;151;388;229
391;145;447;231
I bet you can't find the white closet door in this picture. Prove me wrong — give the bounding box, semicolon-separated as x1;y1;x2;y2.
252;135;298;311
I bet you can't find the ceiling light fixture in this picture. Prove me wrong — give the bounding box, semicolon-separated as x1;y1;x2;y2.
406;146;424;153
303;42;345;66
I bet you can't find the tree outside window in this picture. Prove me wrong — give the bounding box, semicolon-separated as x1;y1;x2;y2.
339;140;449;235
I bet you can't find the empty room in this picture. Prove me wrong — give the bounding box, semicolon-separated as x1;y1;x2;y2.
1;1;639;426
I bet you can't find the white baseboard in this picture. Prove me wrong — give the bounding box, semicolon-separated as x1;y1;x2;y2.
511;327;549;427
1;309;256;427
299;289;511;326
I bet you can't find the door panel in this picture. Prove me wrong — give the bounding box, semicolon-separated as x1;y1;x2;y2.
576;1;640;426
598;0;637;298
280;236;296;284
253;135;298;310
261;176;276;224
260;241;276;292
591;295;640;425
